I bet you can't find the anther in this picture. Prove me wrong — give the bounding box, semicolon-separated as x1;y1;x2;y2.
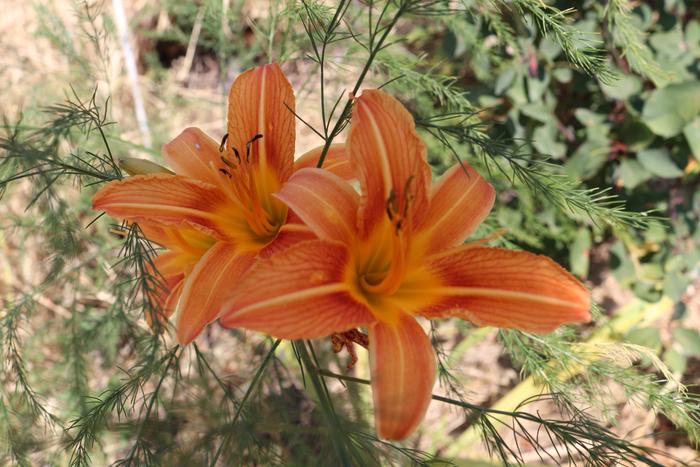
232;147;242;163
245;134;263;162
219;133;229;153
219;168;232;178
220;156;235;168
402;176;415;217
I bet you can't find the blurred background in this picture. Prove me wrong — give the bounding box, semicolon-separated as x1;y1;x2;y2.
1;0;699;465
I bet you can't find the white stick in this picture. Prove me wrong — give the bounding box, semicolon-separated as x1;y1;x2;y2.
112;0;152;148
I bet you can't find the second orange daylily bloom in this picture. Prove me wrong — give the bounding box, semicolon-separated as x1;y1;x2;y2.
219;89;591;440
92;64;350;344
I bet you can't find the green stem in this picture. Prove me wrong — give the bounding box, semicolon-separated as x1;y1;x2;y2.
210;338;281;466
315;1;407;169
293;340;353;467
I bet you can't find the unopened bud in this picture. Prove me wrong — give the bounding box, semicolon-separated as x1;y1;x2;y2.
119;158;174;176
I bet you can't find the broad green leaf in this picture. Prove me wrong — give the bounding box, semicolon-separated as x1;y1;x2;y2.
521;103;551;123
574;108;607;127
552;67;572;83
642;81;700;137
565;139;609;181
601;74;642;100
650;29;685;59
673;328;700;356
683;117;700;162
639;263;664;281
687;20;700;56
644;221;667;243
637;148;683;178
619;120;655;152
618;159;652;189
626;327;662;352
632;281;662;302
570;228;591;278
495;68;517;96
663;349;687;374
663;272;688;302
533;124;566;159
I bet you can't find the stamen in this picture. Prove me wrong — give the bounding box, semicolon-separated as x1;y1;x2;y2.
220;156;236;169
219;168;232;178
331;329;369;369
219;133;228;153
385;189;398;220
245;134;263;163
402;176;415;218
232;147;242;163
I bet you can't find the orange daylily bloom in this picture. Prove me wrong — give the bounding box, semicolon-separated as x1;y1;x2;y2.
219;90;591;440
93;64;350;344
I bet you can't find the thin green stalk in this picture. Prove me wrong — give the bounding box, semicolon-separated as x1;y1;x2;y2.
315;1;408;168
293;340;353;467
209;338;281;466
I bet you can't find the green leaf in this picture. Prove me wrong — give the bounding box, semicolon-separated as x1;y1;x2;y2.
443;30;467;58
618;120;655;152
618;159;652;190
673;328;700;356
564;139;609;181
637;148;683;178
601;74;642;100
552;67;572;83
683;116;700;162
626;327;661;353
495;68;517;95
521;103;551;123
663;349;687;374
569;228;591;278
574;108;608;127
533;124;566;159
664;272;689;301
642;81;700;137
639;263;664;282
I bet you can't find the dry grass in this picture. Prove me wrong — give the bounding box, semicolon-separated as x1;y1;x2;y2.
1;1;699;465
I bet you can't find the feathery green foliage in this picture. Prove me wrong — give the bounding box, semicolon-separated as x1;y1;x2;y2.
2;0;700;465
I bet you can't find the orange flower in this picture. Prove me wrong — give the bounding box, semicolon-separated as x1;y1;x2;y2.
219;90;591;440
93;64;350;344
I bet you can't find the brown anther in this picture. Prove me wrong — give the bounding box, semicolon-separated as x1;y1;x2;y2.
245;134;263;162
220;156;236;169
219;133;229;153
219;168;232;178
232;147;242;163
330;329;369;369
402;176;415;217
386;190;398;218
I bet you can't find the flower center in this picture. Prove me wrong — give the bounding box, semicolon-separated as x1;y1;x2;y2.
356;184;414;298
218;134;287;246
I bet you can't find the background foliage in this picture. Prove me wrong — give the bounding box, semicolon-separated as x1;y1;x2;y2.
1;0;699;465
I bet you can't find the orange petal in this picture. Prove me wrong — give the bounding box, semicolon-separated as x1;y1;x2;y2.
227;64;295;182
416;161;496;255
163;127;223;185
144;267;184;329
176;241;257;344
220;240;374;339
293;144;354;179
349;90;431;237
422;247;591;332
259;222;316;259
92;174;235;240
275;168;359;243
369;313;436;440
140;223;215;259
163;279;184;320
